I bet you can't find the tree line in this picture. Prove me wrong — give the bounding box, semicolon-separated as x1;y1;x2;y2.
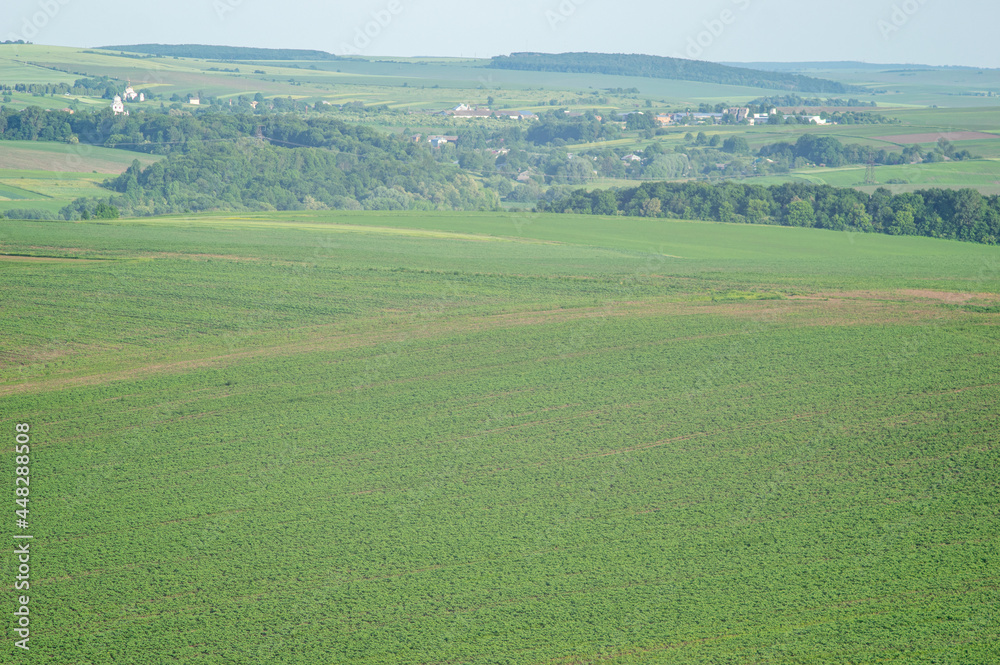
536;180;1000;245
757;134;976;168
748;95;877;108
489;52;861;93
0;105;399;152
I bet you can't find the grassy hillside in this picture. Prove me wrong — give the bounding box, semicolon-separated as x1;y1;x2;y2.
99;43;344;61
0;143;160;215
2;211;998;663
0;141;161;173
0;43;880;111
768;159;1000;195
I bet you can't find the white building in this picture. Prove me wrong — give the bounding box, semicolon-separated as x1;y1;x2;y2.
111;95;127;115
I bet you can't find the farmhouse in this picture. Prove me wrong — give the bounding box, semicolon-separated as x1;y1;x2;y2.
780;114;829;125
494;110;538;120
452;108;492;119
428;135;459;147
725;107;751;122
439;104;493;119
671;111;724;124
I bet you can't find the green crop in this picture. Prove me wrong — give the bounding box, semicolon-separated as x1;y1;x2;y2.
1;211;998;663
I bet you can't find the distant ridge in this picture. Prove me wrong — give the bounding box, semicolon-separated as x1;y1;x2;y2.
96;43;342;61
722;61;996;72
488;52;863;93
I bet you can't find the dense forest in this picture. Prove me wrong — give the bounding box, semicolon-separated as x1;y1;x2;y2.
59;138;499;218
97;44;343;60
537;181;1000;244
0;105;396;154
488;53;861;93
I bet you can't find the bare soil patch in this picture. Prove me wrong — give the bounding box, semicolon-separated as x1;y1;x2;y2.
900;289;1000;304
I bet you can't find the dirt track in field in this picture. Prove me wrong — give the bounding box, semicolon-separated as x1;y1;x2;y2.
0;290;981;397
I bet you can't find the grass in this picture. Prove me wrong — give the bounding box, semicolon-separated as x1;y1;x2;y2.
0;141;161;173
740;159;1000;191
0;44;878;112
0;170;112;214
0;147;155;214
1;211;998;663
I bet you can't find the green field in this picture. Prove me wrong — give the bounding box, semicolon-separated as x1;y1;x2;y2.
786;66;1000;108
0;141;161;173
0;44;881;112
726;159;1000;195
0;142;162;214
2;211;998;663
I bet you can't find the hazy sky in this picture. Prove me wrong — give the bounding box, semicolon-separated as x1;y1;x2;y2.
2;0;996;68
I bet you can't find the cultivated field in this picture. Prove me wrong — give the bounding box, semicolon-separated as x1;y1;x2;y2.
733;158;1000;195
2;211;998;663
0;141;161;173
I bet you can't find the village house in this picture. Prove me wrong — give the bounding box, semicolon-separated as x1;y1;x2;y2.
495;110;537;120
561;110;602;121
725;107;751;122
428;135;459;147
452;108;493;119
439;104;493;119
670;112;724;124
